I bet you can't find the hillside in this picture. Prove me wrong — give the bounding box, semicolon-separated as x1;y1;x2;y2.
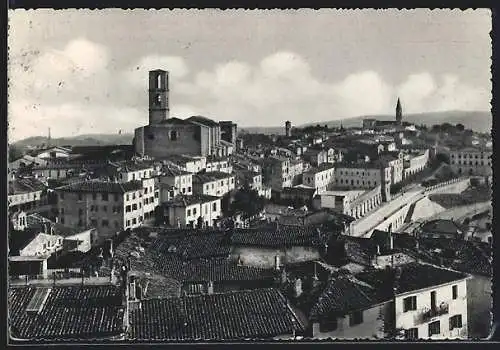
300;110;492;133
11;133;134;149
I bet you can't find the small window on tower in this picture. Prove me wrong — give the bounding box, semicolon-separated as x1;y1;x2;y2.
157;73;162;89
170;130;178;141
155;94;162;106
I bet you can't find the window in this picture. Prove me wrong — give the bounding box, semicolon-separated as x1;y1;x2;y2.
60;217;65;224
452;285;458;300
114;194;119;202
102;206;107;212
92;193;97;200
126;220;130;227
193;208;197;216
60;208;64;215
102;220;109;227
102;193;108;201
319;318;338;332
132;193;136;200
403;296;417;312
139;202;142;209
187;209;191;216
126;194;130;201
132;203;138;211
349;311;363;326
132;174;136;181
170;130;178;141
91;219;98;227
155;192;159;198
78;193;83;201
115;221;120;229
126;205;131;213
145;187;148;194
404;328;419;340
188;186;192;193
132;218;137;225
449;315;462;330
213;202;217;211
78;219;83;227
428;321;441;337
79;208;83;215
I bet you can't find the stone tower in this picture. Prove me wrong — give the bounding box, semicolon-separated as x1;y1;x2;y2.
396;98;402;125
285;120;292;137
149;70;169;125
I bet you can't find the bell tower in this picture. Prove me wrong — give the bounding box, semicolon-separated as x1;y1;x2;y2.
148;70;169;125
395;97;402;125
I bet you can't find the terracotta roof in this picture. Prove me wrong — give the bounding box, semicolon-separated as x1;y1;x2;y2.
128;288;305;341
9;178;47;195
304;163;335;175
193;171;234;183
150;231;230;260
356;262;469;295
186;115;219;127
309;274;384;320
162;194;220;207
231;225;322;248
56;180;143;194
9;285;124;341
162;167;192;177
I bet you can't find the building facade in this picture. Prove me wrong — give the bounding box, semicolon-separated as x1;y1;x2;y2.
448;148;492;177
302;164;335;194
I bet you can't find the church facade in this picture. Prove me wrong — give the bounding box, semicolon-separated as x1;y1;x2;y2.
134;70;236;159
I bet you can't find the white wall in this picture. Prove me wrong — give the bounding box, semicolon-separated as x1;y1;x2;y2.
395;279;468;339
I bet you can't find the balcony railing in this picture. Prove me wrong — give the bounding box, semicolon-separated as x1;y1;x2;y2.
420;303;449;322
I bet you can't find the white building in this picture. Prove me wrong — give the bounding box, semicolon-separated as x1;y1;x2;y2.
193;171;236;197
206;156;233;174
160;194;222;228
403;149;429;178
302;163;335;194
448;147;492;177
357;263;470;340
160;167;194;196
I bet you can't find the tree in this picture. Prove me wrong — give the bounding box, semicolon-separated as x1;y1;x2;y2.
456;123;465;132
229;186;265;219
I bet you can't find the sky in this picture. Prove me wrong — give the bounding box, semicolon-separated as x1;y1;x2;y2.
8;9;492;141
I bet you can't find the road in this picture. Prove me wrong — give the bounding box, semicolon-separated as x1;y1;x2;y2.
351;185;424;237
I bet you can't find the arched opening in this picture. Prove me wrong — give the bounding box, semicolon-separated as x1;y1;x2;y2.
170;130;178;141
157;73;162;89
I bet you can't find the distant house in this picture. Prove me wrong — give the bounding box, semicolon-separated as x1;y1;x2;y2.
31;146;71;160
8;178;47;212
418;220;464;240
160;194;221;228
193;171;236;197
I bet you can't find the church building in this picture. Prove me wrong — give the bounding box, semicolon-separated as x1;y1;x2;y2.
133;70;236;159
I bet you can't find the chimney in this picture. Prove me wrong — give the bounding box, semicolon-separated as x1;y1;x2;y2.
207;281;214;295
275;254;281;271
294;278;303;298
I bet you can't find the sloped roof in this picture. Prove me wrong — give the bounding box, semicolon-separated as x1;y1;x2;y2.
128;288;305;341
9;178;47;195
309;275;384;320
9;285;124;341
56;180;143;194
186;115;219;127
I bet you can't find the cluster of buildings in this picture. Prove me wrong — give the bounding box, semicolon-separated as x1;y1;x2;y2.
8;69;492;343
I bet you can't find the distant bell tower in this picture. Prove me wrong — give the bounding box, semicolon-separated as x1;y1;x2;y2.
285;120;292;137
149;70;169;125
396;97;403;125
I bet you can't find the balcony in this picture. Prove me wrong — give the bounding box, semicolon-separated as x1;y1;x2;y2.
420;303;449;323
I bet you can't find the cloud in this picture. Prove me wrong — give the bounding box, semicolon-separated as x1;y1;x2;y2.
8;41;491;141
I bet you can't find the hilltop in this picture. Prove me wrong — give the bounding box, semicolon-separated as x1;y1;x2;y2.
10;110;491;148
299;110;492;133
